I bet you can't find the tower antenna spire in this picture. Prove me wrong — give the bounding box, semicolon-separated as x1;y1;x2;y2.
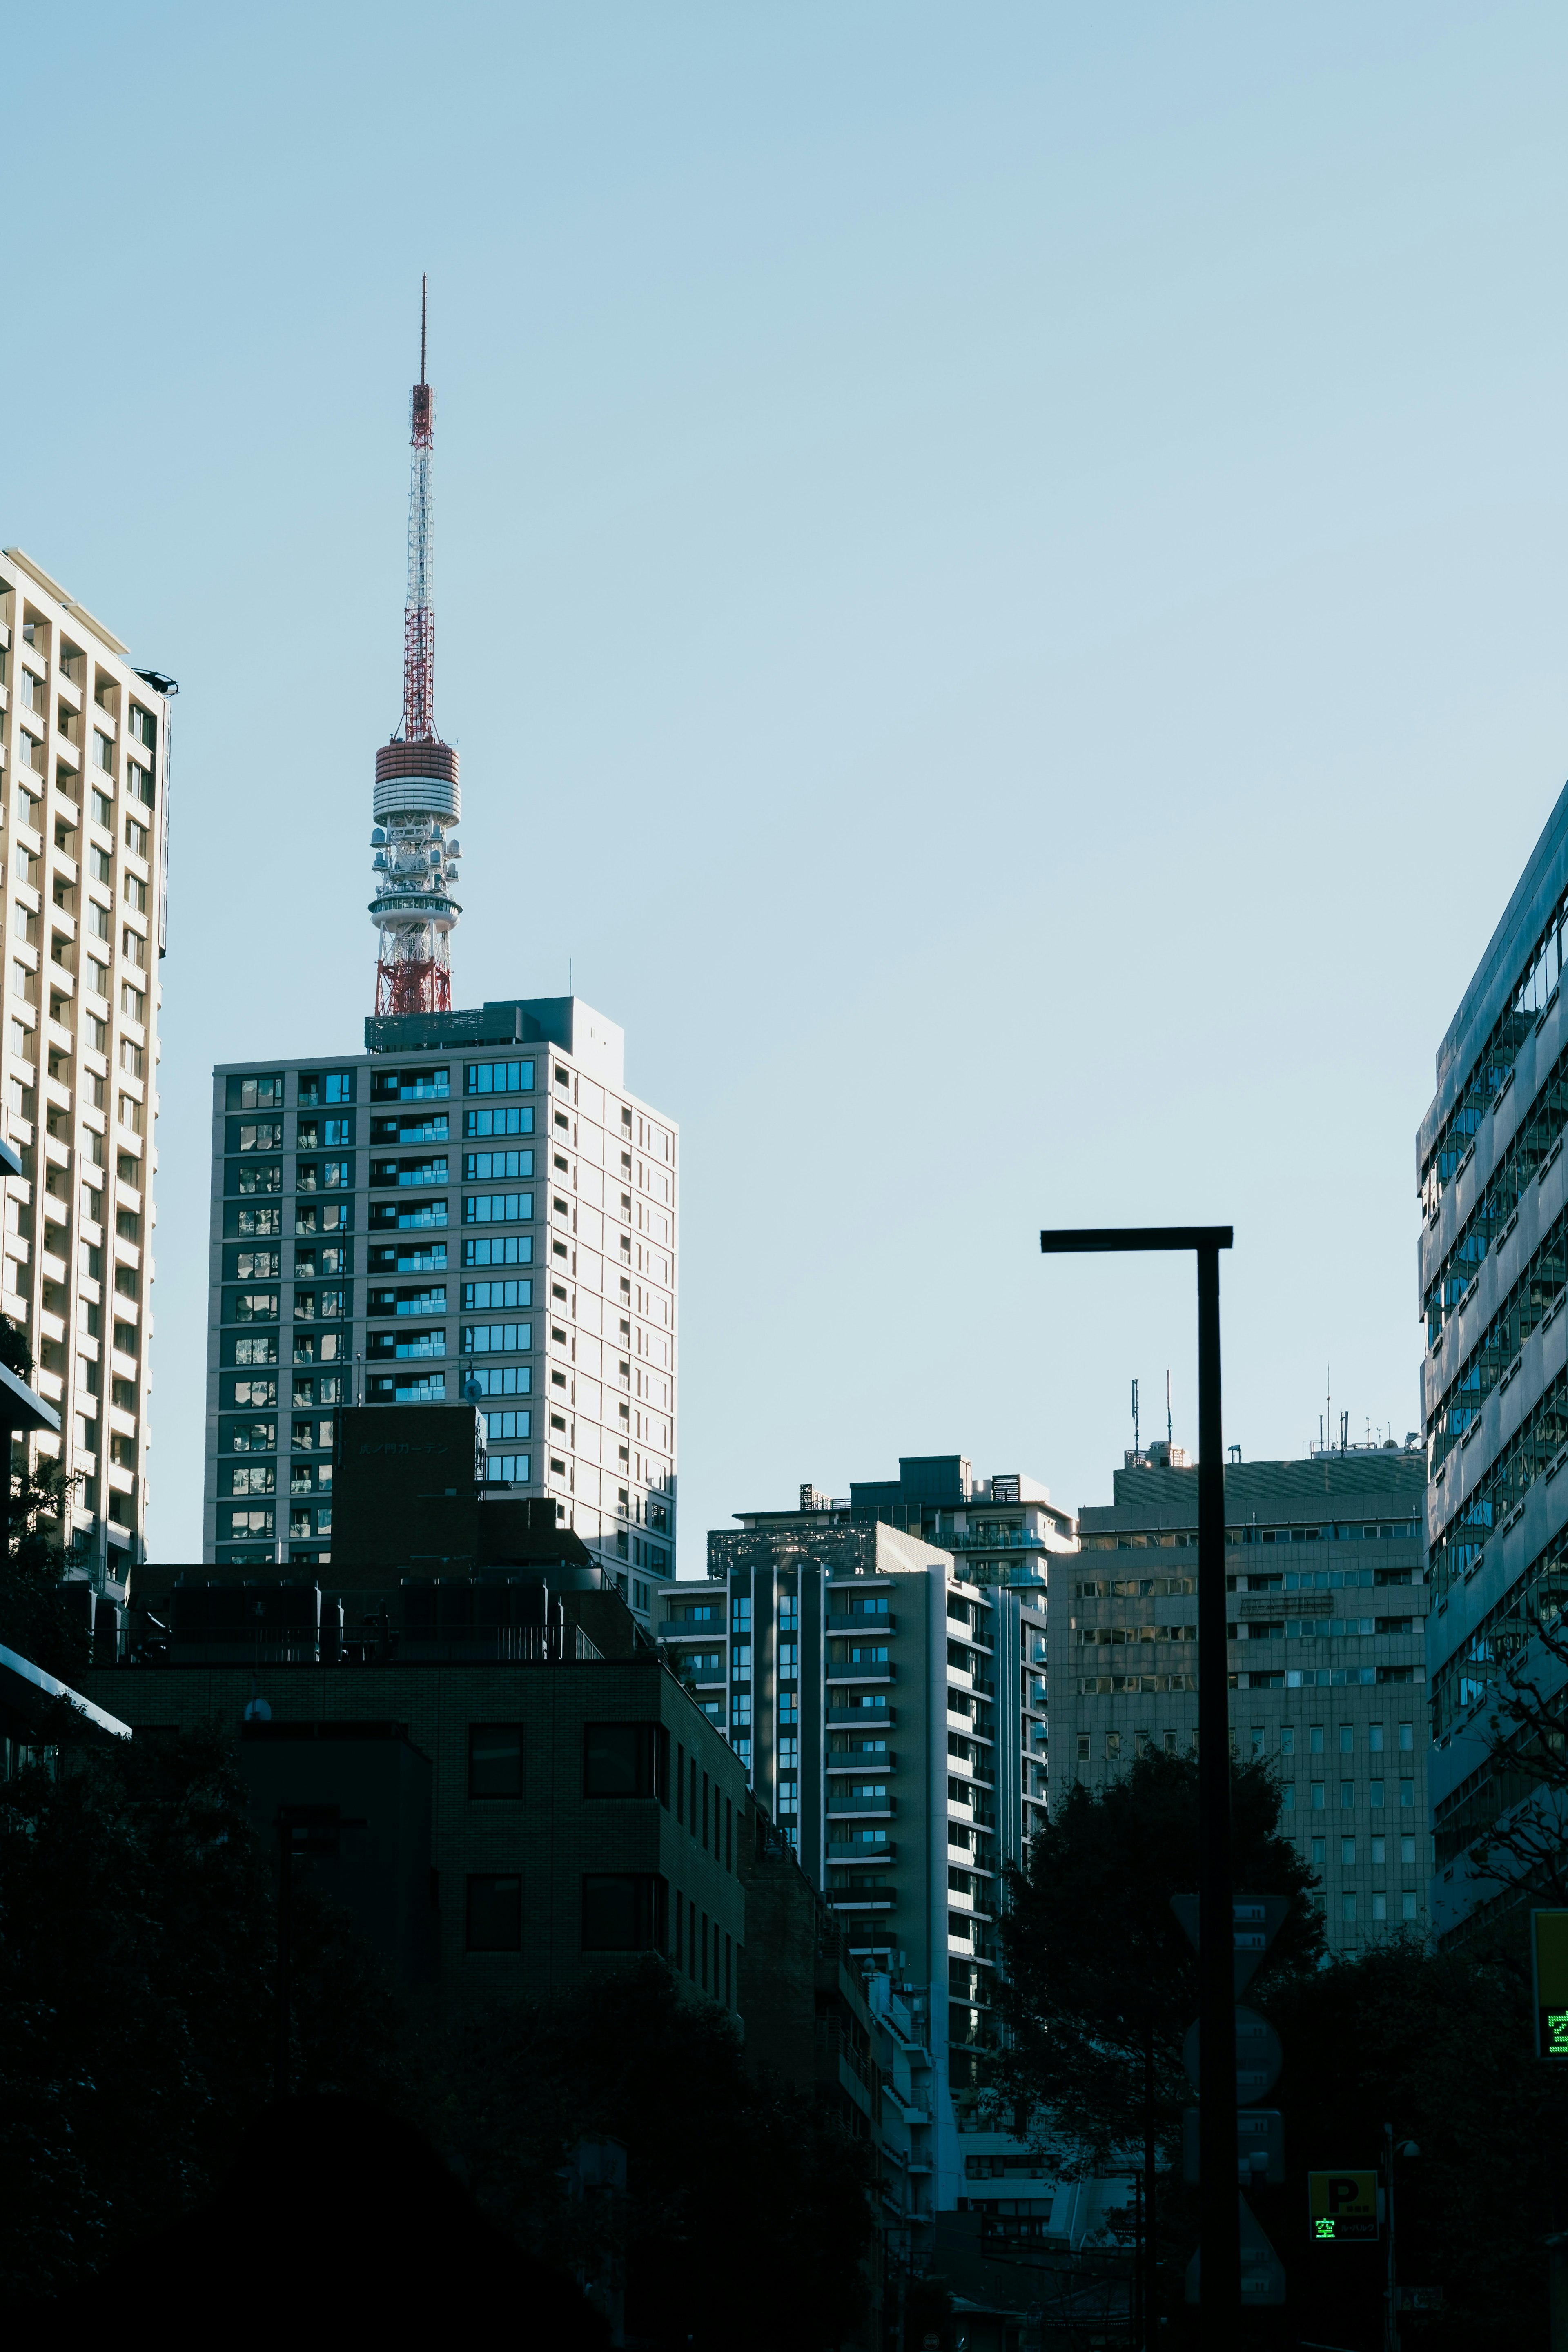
369;278;462;1021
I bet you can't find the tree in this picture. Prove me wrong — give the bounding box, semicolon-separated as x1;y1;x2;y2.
1460;1601;1568;1923
0;1722;403;2300
0;1450;91;1685
0;1314;33;1381
990;1748;1321;2168
415;1960;875;2352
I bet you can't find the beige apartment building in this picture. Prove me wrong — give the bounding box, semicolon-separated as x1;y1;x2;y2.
0;549;171;1588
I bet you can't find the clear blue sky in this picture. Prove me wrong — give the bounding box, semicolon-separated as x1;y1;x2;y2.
11;3;1568;1566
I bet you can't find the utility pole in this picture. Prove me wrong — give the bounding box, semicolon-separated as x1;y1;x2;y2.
1040;1226;1239;2337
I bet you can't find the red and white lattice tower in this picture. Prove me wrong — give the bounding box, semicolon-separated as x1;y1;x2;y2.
371;276;461;1017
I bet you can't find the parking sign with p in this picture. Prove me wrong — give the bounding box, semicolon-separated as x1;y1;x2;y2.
1307;2169;1378;2242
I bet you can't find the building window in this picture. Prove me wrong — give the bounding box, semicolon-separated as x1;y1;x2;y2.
1310;1782;1325;1810
468;1723;524;1798
466;1874;522;1953
1399;1779;1414;1807
1401;1892;1418;1920
584;1722;666;1800
1341;1893;1357;1922
464;1105;535;1140
464;1323;530;1356
1281;1782;1295;1811
485;1410;531;1443
464;1191;534;1224
463;1236;532;1269
465;1060;535;1095
1370;1780;1385;1809
1341;1782;1355;1810
581;1873;665;1952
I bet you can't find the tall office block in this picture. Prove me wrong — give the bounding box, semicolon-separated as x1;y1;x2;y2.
0;549;172;1586
204;997;678;1617
1418;784;1568;1945
1062;1445;1429;1953
656;1455;1074;2220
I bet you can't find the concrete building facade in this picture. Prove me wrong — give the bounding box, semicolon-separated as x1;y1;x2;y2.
203;994;677;1622
0;548;172;1588
91;1568;742;2000
1063;1446;1430;1953
1417;782;1568;1945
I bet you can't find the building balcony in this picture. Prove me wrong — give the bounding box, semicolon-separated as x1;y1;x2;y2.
829;1839;895;1862
946;1527;1047;1551
827;1613;896;1634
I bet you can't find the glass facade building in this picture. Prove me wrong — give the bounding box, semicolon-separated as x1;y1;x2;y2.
1418;782;1568;1943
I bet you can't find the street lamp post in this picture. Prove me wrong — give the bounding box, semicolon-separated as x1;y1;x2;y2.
1039;1225;1238;2339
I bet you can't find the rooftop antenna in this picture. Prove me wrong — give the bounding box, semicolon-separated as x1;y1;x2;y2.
1340;1410;1349;1452
1132;1378;1140;1458
1166;1369;1173;1449
370;275;462;1019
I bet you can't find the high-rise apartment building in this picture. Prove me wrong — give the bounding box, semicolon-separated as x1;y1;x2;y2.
656;1454;1075;2218
1062;1446;1429;1953
0;549;172;1587
1418;783;1568;1947
204;996;677;1614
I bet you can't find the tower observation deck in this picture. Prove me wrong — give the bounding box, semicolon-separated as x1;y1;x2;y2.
370;278;462;1017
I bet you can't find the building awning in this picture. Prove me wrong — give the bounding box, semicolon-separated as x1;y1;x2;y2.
0;1641;131;1742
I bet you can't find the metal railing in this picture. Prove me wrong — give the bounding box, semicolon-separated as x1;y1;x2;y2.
117;1623;602;1668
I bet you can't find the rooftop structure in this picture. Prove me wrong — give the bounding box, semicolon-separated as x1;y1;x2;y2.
370;280;462;1018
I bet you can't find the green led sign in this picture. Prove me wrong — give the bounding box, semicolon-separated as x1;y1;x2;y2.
1533;1912;1568;2060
